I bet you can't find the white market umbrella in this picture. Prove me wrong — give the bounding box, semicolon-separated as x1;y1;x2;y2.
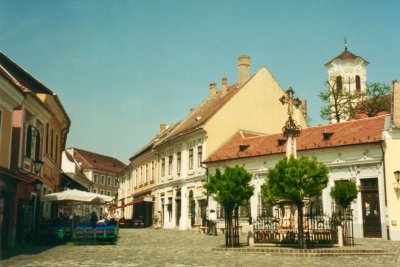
42;189;113;204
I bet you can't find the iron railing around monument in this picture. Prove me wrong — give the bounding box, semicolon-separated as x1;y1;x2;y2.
253;201;339;247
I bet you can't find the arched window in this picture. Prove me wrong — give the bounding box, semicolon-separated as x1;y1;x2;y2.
355;75;361;91
336;76;343;92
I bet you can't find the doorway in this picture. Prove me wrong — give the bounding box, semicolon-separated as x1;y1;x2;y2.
175;190;181;227
361;178;382;238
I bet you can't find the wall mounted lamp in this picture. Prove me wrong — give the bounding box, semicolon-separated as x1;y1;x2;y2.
33;159;44;175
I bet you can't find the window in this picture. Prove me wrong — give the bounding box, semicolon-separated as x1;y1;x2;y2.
93;174;98;184
26;125;33;158
50;128;54;159
100;190;104;195
161;158;165;176
34;130;41;161
134;169;138;187
146;164;149;182
114;178;118;187
310;193;323;215
93;189;97;194
140;166;143;184
151;161;155;181
107;176;112;186
189;148;194;170
197;146;202;167
168;155;173;175
355;75;361;91
101;175;105;185
55;134;59;162
336;76;343;92
107;190;111;196
45;123;49;154
177;152;181;175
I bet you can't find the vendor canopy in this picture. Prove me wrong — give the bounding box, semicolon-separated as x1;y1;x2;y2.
42;189;113;204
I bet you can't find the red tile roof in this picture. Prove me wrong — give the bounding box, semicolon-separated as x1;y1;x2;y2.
72;148;126;173
205;115;387;163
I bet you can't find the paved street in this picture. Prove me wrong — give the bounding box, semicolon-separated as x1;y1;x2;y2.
2;228;400;267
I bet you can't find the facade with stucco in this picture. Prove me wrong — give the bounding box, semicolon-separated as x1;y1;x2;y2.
147;55;307;230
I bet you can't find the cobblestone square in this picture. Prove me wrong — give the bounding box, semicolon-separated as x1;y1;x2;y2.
2;228;400;267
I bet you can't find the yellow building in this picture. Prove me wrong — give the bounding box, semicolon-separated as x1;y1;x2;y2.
141;55;307;230
0;52;70;248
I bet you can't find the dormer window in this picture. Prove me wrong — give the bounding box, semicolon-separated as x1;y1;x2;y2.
277;139;286;146
239;144;249;151
323;131;334;141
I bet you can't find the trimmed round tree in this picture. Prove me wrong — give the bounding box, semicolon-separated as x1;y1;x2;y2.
204;166;254;247
330;179;358;209
262;156;329;248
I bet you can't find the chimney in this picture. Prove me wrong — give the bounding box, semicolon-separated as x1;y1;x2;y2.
238;55;251;86
159;123;166;133
209;82;217;97
221;77;228;97
392;80;400;128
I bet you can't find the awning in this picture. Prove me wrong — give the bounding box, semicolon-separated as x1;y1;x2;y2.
110;197;144;211
110;195;155;211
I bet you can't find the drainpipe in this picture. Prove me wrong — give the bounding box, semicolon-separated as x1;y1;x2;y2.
380;141;390;240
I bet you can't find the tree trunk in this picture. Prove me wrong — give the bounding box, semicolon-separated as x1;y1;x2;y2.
297;202;306;249
225;205;234;247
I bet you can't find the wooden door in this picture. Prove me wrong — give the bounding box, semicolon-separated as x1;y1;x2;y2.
361;178;382;238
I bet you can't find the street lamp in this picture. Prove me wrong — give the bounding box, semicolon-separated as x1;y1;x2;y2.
33;179;43;191
33;159;44;175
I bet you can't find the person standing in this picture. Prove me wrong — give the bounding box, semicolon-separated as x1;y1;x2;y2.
90;211;98;228
208;209;217;236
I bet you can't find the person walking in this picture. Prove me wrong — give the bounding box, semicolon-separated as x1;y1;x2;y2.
208;209;217;236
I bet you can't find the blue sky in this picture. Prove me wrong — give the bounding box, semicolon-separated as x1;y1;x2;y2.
1;0;399;163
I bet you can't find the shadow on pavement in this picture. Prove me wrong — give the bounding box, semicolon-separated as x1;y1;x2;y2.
0;243;55;260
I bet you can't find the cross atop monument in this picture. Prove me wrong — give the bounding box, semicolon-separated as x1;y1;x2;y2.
279;87;301;120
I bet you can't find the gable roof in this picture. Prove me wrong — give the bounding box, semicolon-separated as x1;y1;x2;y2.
325;49;369;66
205;115;387;163
155;83;242;146
72;148;126;173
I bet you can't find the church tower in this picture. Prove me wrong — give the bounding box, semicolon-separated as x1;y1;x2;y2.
325;41;369;122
